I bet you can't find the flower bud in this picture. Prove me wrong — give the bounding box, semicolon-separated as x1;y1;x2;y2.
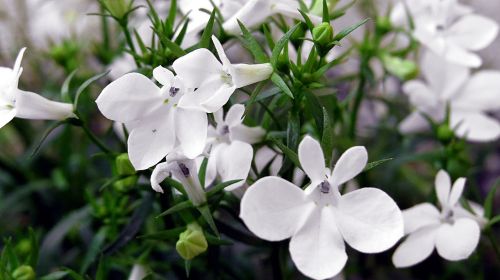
116;153;136;176
12;265;35;280
176;223;208;260
313;22;334;47
437;124;454;144
102;0;132;20
375;16;392;36
381;54;419;81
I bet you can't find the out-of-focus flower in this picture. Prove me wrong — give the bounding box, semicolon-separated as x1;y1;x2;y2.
240;136;403;279
392;170;481;267
204;104;264;190
399;51;500;142
0;48;75;129
127;264;147;280
173;36;273;113
96;66;208;170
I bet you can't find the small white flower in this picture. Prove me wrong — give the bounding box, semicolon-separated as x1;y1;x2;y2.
399;51;500;142
96;66;208;170
0;48;75;129
204;104;264;190
128;263;147;280
223;0;322;35
173;36;273;113
392;170;481;267
240;136;403;280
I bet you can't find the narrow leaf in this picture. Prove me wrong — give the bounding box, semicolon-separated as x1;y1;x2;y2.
237;20;268;63
271;73;293;99
156;200;194;218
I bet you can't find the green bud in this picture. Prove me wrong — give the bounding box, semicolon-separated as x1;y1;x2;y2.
116;153;136;176
12;265;35;280
381;54;419;81
313;22;334;47
437;124;455;144
102;0;132;20
176;223;208;260
113;175;138;192
15;239;32;256
375;16;392;35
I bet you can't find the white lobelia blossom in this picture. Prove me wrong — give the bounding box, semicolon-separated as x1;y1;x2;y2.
127;264;148;280
223;0;322;35
392;170;481;267
390;0;472;28
204;104;265;190
402;0;498;67
173;36;273;113
240;136;403;280
399;51;500;142
0;48;75;129
96;66;208;170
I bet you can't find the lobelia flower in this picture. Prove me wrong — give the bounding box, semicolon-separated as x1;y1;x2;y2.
204;104;265;190
240;136;403;279
0;48;75;129
96;66;207;170
223;0;322;35
399;51;500;142
406;0;498;67
127;264;148;280
392;170;481;267
173;36;273;113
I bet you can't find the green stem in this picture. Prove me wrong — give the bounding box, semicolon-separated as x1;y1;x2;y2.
348;65;367;140
72;113;113;155
486;229;500;260
119;21;141;68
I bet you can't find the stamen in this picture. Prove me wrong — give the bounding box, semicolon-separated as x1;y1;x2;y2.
221;125;229;135
169;87;180;97
178;163;190;177
319;181;330;194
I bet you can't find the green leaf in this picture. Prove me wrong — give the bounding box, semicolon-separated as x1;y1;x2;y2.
321;107;334;165
156;200;194;218
484;180;499;219
237;20;269;63
31;120;69;157
298;9;314;31
61;69;78;103
198;10;217;49
271;73;293;99
271;23;302;66
364;158;394;171
269;137;301;169
197;205;219;237
27;228;39;268
333;18;369;41
74;71;110;109
205;233;233;246
157;31;187;57
198;157;209;188
206;180;243;197
39;271;70;280
80;228;107;274
138;227;185;240
322;0;330;23
165;0;178;34
304;91;324;135
485;215;500;229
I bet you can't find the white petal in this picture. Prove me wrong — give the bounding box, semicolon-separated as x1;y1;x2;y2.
15;90;75;120
213;108;224;125
96;73;162;123
451;111;500;142
440;44;482;68
201;84;236;113
175;108;208;159
127;109;175;170
240;176;313;241
152;66;174;86
231;63;273;88
222;0;273;35
172;49;223;88
435;170;451;207
225;104;245;127
336;188;404;253
435;218;480;261
448;178;466;206
402;80;439;109
448;14;499;51
211;35;231;67
392;226;438;268
331;146;368;187
289;207;347;280
230;125;265;144
298;136;326;185
455;71;500;111
150;162;171;193
12;48;26;77
402;203;441;234
178;78;227;112
398;112;430;134
216;141;253;190
205;144;223;187
0;108;17;129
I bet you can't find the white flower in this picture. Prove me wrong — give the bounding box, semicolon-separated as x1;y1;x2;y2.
204;104;264;190
223;0;322;35
96;66;208;170
0;48;75;129
390;0;472;28
405;0;498;67
392;170;481;267
173;36;273;113
240;136;403;280
128;264;147;280
399;51;500;142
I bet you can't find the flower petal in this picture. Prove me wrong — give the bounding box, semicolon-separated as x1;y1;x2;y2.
298;136;326;185
336;187;404;253
331;146;368;187
175;108;208;159
0;107;17;129
15;90;75;120
201;83;236;113
402;203;441;234
231;63;273;88
127;109;175;170
225;104;245;127
172;49;222;88
152;66;174;86
289;206;347;280
240;176;313;241
435;218;480;261
451;111;500;142
448;178;466;206
455;71;500;111
215;141;253;191
222;0;273;35
435;170;451;207
150;162;171;193
230;125;266;144
448;14;499;51
96;73;162;123
211;35;231;67
398;111;430;134
402;80;439;109
392;226;438;268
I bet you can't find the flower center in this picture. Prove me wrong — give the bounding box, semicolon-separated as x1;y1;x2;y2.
319;181;330;194
221;71;233;86
440;208;454;224
178;162;190;177
169;87;180;97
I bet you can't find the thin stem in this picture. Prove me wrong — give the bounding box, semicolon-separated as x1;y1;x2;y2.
348;65;367;140
119;21;142;68
486;229;500;261
73;112;113;155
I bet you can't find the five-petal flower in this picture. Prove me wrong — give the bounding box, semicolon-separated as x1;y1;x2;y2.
240;136;403;279
392;170;481;267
